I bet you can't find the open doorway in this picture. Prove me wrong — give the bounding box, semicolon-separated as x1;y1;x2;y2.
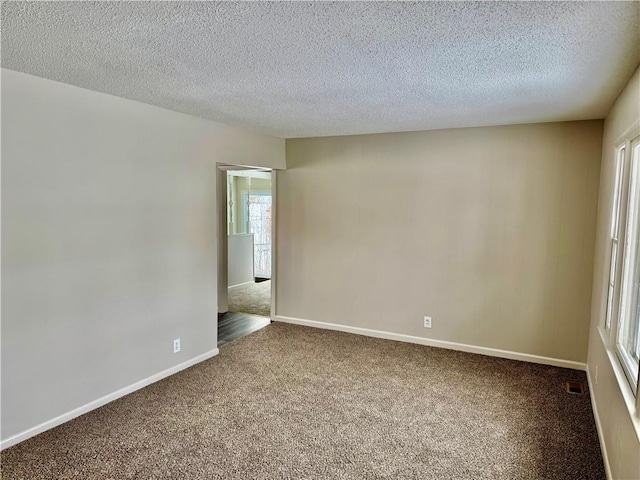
226;169;272;317
217;166;274;347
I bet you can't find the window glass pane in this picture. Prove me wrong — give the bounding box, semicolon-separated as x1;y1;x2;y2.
248;193;272;277
611;147;625;238
606;147;626;329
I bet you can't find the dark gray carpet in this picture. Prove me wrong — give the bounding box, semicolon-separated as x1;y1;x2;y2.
227;280;271;317
1;323;605;479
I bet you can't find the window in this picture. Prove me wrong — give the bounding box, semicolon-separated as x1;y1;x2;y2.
606;135;640;396
605;145;626;330
242;191;272;278
616;139;640;389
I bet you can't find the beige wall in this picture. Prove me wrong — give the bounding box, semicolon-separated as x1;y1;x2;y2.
278;120;603;363
1;69;285;443
588;65;640;480
228;234;254;287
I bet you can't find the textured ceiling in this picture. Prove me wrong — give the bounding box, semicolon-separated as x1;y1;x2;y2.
2;2;639;138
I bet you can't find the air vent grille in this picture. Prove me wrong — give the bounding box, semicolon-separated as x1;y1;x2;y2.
565;381;585;395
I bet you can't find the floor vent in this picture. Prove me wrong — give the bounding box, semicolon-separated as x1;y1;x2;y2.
565;381;585;395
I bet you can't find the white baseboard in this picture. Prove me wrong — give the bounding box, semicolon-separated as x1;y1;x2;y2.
1;348;219;451
586;366;612;480
274;315;587;371
228;281;254;291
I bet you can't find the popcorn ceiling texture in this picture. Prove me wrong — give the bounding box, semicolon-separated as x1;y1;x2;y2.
1;1;639;138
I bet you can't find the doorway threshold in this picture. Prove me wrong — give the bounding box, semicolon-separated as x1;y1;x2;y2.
218;312;270;348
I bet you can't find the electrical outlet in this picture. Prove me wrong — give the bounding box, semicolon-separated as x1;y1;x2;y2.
424;316;432;328
173;338;181;354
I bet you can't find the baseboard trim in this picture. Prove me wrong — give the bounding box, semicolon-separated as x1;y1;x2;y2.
274;315;586;371
228;281;253;291
0;348;220;451
586;366;612;480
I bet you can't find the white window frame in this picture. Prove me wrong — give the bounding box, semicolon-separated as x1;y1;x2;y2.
604;144;626;331
601;120;640;431
616;137;640;389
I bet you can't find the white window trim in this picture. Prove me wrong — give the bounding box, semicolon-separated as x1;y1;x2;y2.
599;120;640;437
618;138;640;383
598;327;640;441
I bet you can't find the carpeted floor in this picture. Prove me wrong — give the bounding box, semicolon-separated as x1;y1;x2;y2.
1;323;605;480
227;279;271;317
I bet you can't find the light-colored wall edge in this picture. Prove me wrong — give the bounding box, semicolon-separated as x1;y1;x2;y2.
274;315;587;371
217;168;229;313
270;172;278;321
0;349;219;451
586;366;613;480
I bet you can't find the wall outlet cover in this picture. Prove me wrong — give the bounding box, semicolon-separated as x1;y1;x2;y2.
173;338;181;353
424;316;432;328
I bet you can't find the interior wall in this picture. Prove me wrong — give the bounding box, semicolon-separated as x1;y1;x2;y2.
228;234;254;287
278;120;603;363
1;69;285;442
587;65;640;480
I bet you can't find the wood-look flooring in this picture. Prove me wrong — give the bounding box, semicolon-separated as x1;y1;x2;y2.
218;311;271;348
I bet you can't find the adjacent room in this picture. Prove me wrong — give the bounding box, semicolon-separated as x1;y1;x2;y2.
218;168;273;346
2;2;639;479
